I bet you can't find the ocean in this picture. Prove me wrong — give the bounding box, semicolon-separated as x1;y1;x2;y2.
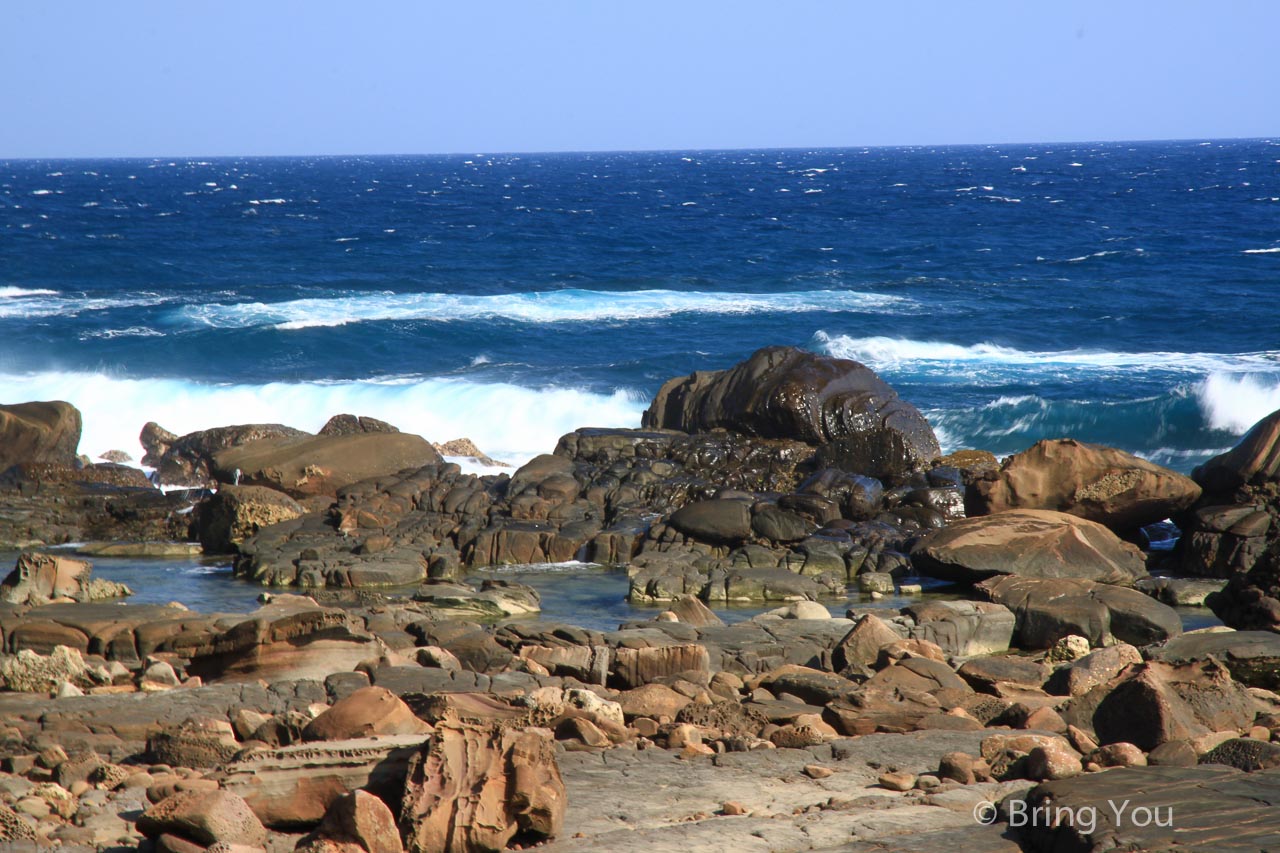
2;139;1279;472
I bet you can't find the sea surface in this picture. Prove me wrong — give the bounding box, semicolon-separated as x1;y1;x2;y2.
2;139;1278;472
6;139;1271;624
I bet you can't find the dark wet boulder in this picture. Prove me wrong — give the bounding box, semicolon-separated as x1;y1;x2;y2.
667;499;752;544
977;575;1182;649
912;509;1148;585
642;346;939;479
0;401;81;471
971;439;1201;532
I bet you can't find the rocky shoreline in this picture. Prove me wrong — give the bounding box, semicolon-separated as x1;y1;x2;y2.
2;345;1280;852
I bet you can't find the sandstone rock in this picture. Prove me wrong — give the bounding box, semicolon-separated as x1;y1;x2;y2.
912;509;1148;585
1046;642;1142;696
1064;659;1259;750
218;735;425;829
903;599;1016;657
977;575;1182;649
612;644;710;690
296;789;404;853
0;401;81;471
1199;737;1280;771
831;613;905;674
303;687;433;742
617;684;693;720
319;415;401;437
1147;630;1280;690
1193;407;1280;491
398;722;564;853
1046;634;1091;663
213;432;443;498
1025;742;1083;780
0;645;89;692
971;439;1201;531
0;552;130;605
142;421;309;487
193;486;305;554
148;719;241;769
137;789;268;848
642;346;940;479
667;595;724;627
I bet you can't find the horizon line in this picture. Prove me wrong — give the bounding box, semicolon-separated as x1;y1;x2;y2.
1;135;1274;163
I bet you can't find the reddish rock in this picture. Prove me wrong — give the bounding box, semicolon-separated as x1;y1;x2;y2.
303;687;432;742
136;789;268;848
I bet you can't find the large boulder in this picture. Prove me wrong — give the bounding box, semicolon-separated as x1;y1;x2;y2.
977;574;1182;649
137;789;268;848
398;722;564;853
212;432;443;498
911;509;1147;585
1147;630;1280;690
192;484;305;554
642;346;940;479
303;687;433;741
0;401;81;470
141;421;309;487
971;439;1201;531
1193;407;1280;492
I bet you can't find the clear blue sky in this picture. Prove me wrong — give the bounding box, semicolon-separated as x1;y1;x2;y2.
2;1;1276;158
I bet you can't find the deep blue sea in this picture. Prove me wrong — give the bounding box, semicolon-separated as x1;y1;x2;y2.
2;140;1279;472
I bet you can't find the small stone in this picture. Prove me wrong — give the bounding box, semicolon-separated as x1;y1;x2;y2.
678;743;715;760
915;774;941;789
878;771;916;791
722;801;750;816
666;723;701;750
803;764;833;779
1046;635;1091;663
1249;726;1272;741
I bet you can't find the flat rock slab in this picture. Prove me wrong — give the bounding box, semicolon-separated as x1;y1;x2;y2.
543;731;1020;853
1148;630;1280;690
1011;765;1280;852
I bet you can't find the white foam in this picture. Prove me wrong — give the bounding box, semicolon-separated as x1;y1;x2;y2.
1195;372;1280;433
0;292;173;320
0;286;58;298
1243;247;1280;254
814;332;1280;376
0;371;646;469
178;288;914;331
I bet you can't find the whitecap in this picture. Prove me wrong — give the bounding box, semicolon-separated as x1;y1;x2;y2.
1196;372;1280;433
1243;247;1280;254
0;286;58;298
174;288;916;331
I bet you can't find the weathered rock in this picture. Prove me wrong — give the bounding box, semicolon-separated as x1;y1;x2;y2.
971;439;1201;531
903;600;1016;657
398;722;564;853
912;509;1148;585
0;401;82;471
1193;407;1280;491
612;644;710;690
142;421;309;487
667;500;752;544
136;789;268;848
193;485;305;554
219;735;426;829
319;415;401;437
0;552;129;606
1064;659;1259;750
296;789;405;853
303;687;433;742
148;719;241;769
1147;630;1280;690
977;575;1182;649
831;614;905;674
183;596;376;683
1045;643;1142;697
213;432;443;498
642;346;940;479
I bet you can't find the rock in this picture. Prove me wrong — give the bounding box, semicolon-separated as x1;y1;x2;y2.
0;552;130;606
142;421;310;487
98;449;133;463
1134;576;1225;607
1147;630;1280;690
296;789;404;853
617;684;692;720
1193;407;1280;491
184;596;376;683
912;509;1148;585
1025;742;1083;780
136;789;268;848
0;802;37;841
1046;635;1091;663
1199;737;1280;771
971;439;1201;532
903;599;1016;657
398;722;564;853
1011;765;1280;852
1064;659;1259;750
832;613;905;674
667;499;752;544
302;687;432;742
877;770;915;790
0;401;82;471
431;438;505;467
977;575;1182;649
148;719;241;769
667;595;724;627
642;346;940;479
319;415;401;437
192;486;305;554
612;644;710;690
702;566;842;603
212;432;443;498
218;735;425;829
0;645;88;693
1046;643;1142;696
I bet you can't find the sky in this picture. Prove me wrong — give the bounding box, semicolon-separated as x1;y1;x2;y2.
2;1;1276;158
